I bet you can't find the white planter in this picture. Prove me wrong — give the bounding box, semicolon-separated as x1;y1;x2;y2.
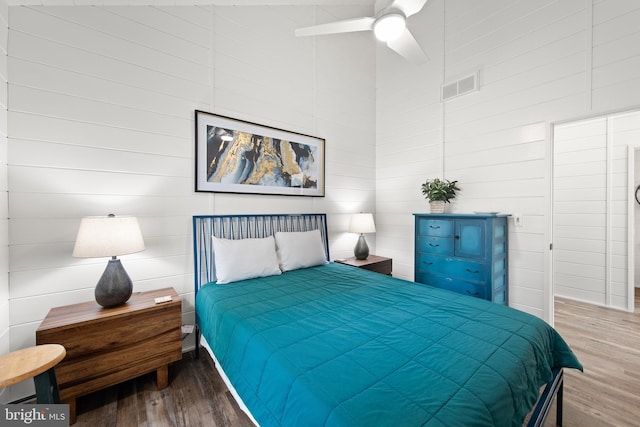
429;200;446;213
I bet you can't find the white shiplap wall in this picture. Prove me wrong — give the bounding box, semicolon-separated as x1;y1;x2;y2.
553;117;608;306
8;7;211;361
375;0;445;281
5;4;375;400
0;0;8;405
376;0;640;319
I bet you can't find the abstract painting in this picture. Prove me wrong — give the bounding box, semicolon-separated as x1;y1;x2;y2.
195;111;325;196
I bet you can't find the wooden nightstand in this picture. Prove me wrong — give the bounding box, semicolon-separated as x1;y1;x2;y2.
36;287;182;424
335;255;392;275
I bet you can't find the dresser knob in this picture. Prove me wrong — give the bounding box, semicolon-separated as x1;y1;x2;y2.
466;269;480;274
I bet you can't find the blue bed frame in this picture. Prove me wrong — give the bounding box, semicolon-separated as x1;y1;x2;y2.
192;213;564;427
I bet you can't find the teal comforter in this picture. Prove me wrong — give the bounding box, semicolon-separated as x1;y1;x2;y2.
196;262;582;427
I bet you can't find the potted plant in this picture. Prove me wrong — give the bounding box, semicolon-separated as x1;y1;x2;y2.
421;178;460;213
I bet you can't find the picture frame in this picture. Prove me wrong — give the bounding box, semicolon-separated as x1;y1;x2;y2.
195;110;325;197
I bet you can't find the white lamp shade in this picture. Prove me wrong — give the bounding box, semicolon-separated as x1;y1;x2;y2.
73;215;145;258
349;213;376;234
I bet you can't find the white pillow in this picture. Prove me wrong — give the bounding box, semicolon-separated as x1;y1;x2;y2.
212;236;281;284
274;230;328;272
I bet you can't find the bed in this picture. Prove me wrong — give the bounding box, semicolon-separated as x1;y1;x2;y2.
193;213;582;427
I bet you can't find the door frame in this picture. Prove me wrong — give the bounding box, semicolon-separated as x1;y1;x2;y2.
545;122;554;325
548;112;638;321
627;145;639;312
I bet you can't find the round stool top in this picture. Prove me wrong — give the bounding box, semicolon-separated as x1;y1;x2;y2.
0;344;66;387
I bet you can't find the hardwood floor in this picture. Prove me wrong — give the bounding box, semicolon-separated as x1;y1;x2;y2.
70;292;640;426
73;351;253;427
548;289;640;427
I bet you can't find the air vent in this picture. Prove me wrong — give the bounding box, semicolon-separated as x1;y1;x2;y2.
441;71;479;101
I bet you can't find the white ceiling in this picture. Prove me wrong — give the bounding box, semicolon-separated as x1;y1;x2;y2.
7;0;375;5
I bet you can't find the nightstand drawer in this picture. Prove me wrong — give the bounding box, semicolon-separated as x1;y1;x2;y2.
47;306;180;358
360;258;392;275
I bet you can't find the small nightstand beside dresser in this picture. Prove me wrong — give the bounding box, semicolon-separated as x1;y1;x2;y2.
335;255;392;276
36;287;182;424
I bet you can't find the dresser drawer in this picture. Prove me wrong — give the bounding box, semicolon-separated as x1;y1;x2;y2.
417;219;453;237
417;255;485;282
456;259;485;281
416;272;490;300
416;236;453;255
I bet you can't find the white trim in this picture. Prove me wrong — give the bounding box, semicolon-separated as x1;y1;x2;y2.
605;117;612;306
200;336;260;426
628;145;638;312
545;121;554;325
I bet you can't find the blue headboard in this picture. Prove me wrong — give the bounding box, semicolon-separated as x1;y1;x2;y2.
192;213;329;294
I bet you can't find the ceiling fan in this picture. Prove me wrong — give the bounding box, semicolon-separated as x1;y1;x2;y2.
294;0;429;65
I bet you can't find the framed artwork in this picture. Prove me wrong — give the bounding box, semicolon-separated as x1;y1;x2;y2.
195;110;325;197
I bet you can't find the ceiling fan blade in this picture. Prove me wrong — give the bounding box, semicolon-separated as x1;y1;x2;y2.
386;27;429;64
295;17;375;37
389;0;428;18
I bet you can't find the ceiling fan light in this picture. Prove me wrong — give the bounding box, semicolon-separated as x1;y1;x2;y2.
373;13;406;42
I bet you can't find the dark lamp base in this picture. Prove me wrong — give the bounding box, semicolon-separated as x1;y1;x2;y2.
354;234;370;260
95;259;133;308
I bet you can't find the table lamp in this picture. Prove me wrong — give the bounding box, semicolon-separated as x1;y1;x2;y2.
348;213;376;260
73;214;145;308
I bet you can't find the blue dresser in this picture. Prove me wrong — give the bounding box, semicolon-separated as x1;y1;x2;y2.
414;213;509;305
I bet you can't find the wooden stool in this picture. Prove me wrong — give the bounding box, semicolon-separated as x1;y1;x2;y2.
0;344;66;403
